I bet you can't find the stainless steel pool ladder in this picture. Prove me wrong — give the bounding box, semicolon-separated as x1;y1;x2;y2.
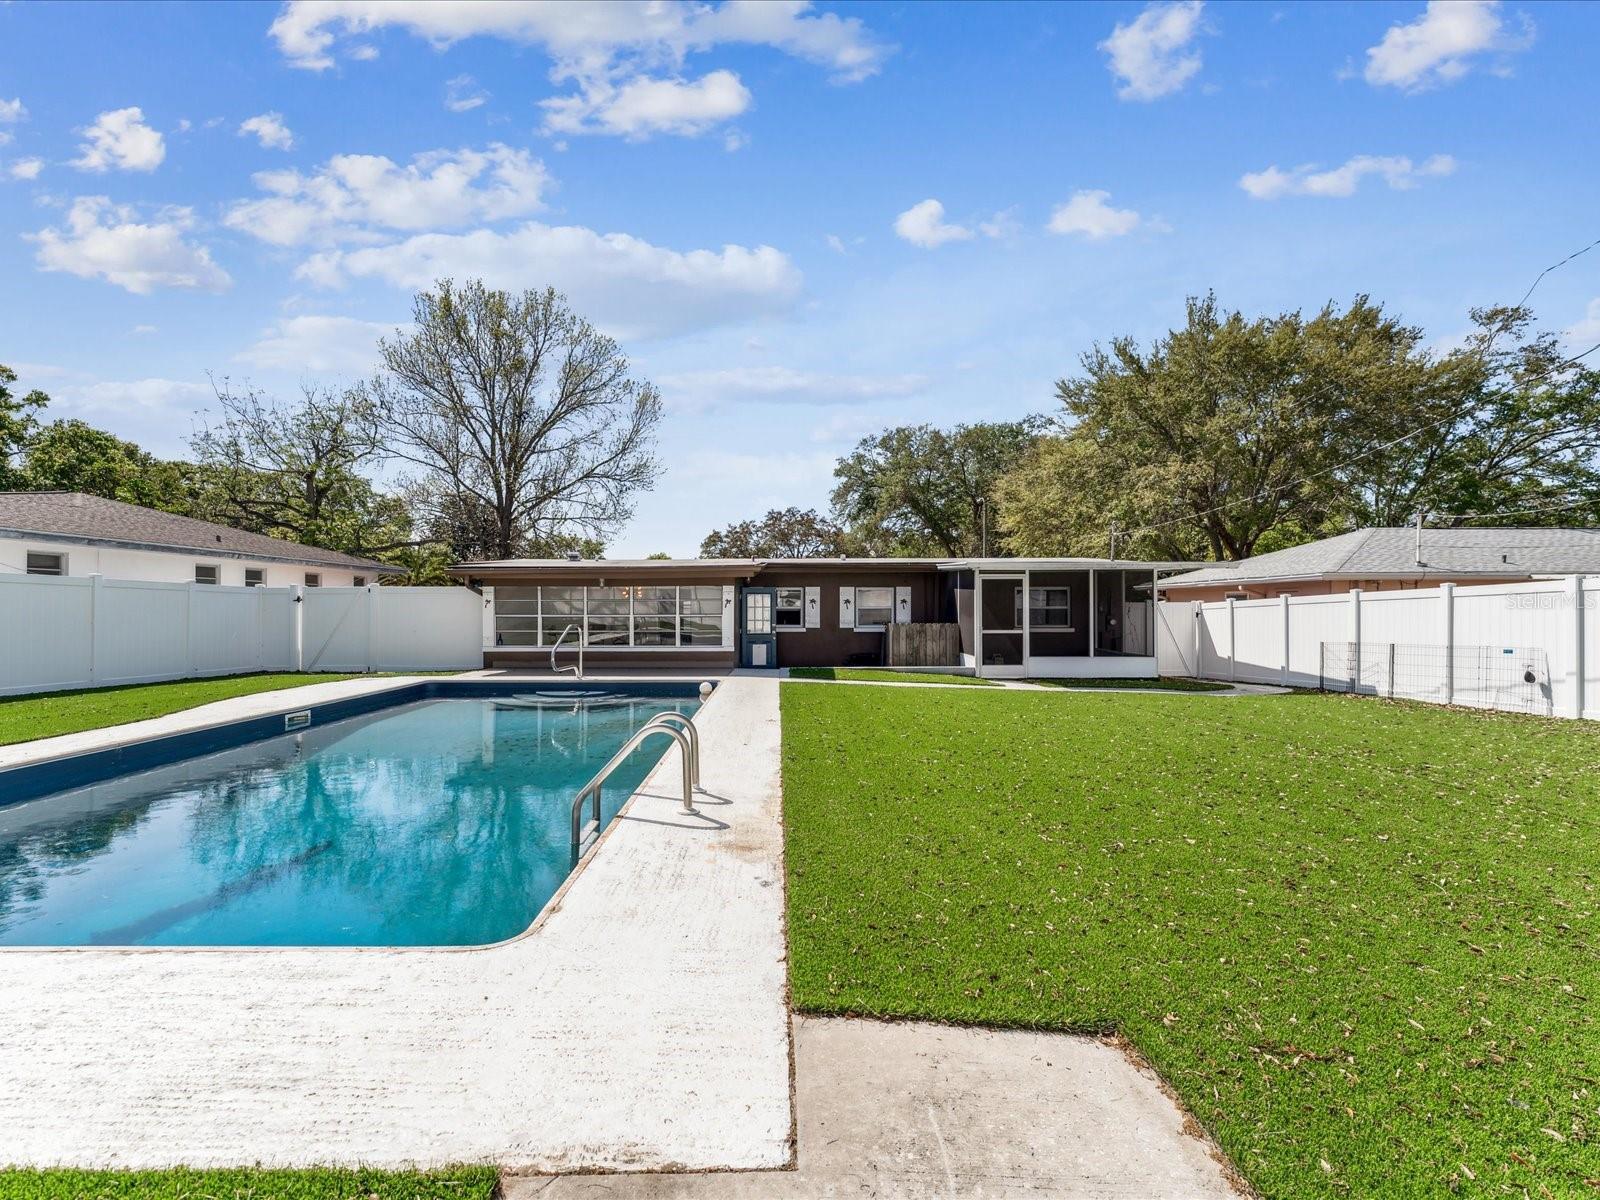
550;623;583;679
569;713;703;861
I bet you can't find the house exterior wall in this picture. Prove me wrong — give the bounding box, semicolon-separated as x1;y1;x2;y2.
1159;575;1536;604
756;565;943;668
0;536;369;587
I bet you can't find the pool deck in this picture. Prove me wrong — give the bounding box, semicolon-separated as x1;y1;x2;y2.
0;673;792;1171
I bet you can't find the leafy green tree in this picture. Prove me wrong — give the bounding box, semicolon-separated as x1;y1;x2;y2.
23;419;190;510
374;279;661;561
381;544;455;586
700;507;853;558
831;420;1041;556
998;295;1600;561
0;363;49;490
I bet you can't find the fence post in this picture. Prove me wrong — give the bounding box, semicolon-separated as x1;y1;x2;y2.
291;584;305;672
1226;596;1237;684
366;584;378;674
1280;593;1291;686
1350;589;1363;693
1318;641;1325;692
1571;575;1585;720
1441;582;1455;706
88;573;104;686
1190;602;1201;678
185;581;199;678
1387;642;1396;699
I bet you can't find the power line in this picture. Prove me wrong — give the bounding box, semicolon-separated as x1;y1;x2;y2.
1434;494;1600;524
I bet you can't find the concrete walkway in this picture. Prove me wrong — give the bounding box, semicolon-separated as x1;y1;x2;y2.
0;676;791;1172
510;1015;1243;1199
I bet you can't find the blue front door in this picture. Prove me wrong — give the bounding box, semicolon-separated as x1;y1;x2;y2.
740;587;778;669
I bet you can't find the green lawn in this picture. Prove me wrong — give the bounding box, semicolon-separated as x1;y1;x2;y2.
1029;676;1233;692
0;674;373;746
0;1166;497;1200
782;686;1600;1198
786;667;994;686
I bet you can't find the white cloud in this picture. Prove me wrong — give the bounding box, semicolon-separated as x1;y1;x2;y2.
541;69;751;139
445;75;488;112
131;324;158;335
1564;299;1600;349
29;197;231;294
294;220;802;341
7;157;43;181
1100;1;1206;101
71;107;166;172
1239;153;1456;199
977;208;1022;240
893;198;973;248
657;365;928;411
224;143;549;246
237;314;401;373
1364;0;1533;92
239;111;295;150
48;377;214;457
1046;190;1149;239
269;0;886;77
0;98;25;124
678;447;837;493
268;1;884;140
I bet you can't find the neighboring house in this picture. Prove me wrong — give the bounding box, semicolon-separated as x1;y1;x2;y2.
453;555;1199;679
0;491;395;588
1157;527;1600;603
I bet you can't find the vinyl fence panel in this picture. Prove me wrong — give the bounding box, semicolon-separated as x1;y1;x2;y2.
1159;575;1598;721
0;573;482;696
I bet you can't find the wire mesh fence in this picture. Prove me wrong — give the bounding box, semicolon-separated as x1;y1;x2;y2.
1318;641;1554;716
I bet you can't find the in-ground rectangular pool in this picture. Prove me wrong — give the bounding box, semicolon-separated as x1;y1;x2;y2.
0;682;700;947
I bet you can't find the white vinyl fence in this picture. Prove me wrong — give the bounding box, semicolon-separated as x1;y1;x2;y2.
1157;576;1599;721
0;573;483;697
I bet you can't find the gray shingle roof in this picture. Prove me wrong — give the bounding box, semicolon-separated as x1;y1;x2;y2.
0;491;394;571
1160;527;1600;589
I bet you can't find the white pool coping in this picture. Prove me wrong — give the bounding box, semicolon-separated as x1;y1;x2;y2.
0;675;792;1171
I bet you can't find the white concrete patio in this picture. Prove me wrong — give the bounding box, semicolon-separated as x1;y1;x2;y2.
0;675;792;1172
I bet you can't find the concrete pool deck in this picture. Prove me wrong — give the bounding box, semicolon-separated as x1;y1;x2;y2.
0;674;792;1171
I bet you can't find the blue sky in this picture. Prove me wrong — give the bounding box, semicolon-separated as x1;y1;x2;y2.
2;0;1596;556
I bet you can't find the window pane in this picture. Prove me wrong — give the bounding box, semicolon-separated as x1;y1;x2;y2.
680;586;721;615
1029;587;1071;627
855;586;893;627
680;618;723;645
587;617;629;645
634;615;676;645
195;565;219;585
497;630;542;647
244;569;264;587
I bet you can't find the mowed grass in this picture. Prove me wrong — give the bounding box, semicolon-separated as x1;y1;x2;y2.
0;673;371;746
781;686;1600;1198
786;667;994;686
0;1165;497;1200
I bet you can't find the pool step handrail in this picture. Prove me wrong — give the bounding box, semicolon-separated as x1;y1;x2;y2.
570;714;697;861
644;710;702;791
550;624;583;679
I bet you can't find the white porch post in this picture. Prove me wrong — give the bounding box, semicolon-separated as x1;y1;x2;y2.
1088;569;1096;658
1021;568;1030;677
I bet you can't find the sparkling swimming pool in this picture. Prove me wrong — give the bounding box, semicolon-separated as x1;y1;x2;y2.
0;687;697;947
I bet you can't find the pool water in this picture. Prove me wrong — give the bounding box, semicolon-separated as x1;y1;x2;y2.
0;693;695;947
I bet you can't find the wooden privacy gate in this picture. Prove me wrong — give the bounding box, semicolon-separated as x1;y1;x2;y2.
887;622;962;667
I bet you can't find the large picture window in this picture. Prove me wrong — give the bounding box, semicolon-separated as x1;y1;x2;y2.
493;584;728;649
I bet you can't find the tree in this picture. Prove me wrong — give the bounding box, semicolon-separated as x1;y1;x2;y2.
830;421;1041;556
190;381;411;557
373;279;661;561
0;363;49;490
700;507;852;558
23;419;190;510
998;294;1600;561
1324;306;1600;527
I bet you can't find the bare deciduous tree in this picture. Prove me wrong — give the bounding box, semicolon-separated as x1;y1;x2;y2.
374;280;661;560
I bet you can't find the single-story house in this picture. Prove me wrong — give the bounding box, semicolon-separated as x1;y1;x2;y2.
0;491;395;588
452;555;1199;679
1157;526;1600;603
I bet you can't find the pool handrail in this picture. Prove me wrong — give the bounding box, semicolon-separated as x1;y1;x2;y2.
550;623;583;679
569;714;696;861
643;710;701;791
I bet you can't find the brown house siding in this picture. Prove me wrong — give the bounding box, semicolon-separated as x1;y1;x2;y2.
757;565;945;668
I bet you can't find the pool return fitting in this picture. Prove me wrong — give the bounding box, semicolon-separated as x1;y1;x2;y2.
569;711;703;862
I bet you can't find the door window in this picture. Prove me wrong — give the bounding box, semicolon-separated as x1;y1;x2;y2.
746;592;773;634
